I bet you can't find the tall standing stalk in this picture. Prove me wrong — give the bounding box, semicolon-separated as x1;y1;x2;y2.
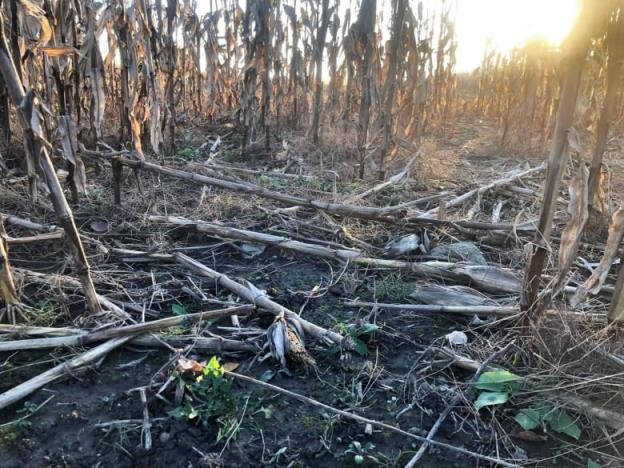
588;7;624;212
355;0;376;179
378;0;407;179
8;0;37;199
165;0;177;153
522;1;611;315
309;0;330;144
0;13;101;315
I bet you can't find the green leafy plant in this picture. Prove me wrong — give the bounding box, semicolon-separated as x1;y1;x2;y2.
177;147;197;159
514;403;582;440
473;370;583;440
0;401;37;446
171;303;187;316
473;370;523;410
168;356;237;442
342;440;380;465
257;175;285;189
336;322;380;356
349;323;379;356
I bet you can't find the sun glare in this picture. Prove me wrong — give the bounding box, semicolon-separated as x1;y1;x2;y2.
195;0;579;73
454;0;579;71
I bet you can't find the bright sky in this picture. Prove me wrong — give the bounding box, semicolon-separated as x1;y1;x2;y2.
454;0;579;71
195;0;580;73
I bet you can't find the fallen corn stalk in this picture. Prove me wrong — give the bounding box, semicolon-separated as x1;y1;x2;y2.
5;231;64;245
344;300;519;317
0;336;132;411
348;300;605;322
0;324;83;337
0;325;256;353
131;335;256;353
173;253;344;345
0;305;251;352
87;150;532;233
84;150;408;220
559;395;624;432
151;215;522;294
2;214;61;233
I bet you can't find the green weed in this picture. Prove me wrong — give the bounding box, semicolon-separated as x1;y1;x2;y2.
168;356;238;442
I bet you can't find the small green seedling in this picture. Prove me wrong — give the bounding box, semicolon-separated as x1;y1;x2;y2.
336;322;380;356
177;147;197;159
169;356;238;441
342;440;380;465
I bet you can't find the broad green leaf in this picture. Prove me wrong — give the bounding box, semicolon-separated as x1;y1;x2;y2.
587;459;603;468
354;455;364;465
531;403;554;419
172;303;188;316
514;404;555;431
474;391;508;410
545;409;581;440
514;408;542;431
475;370;523;392
168;406;188;419
351;336;368;356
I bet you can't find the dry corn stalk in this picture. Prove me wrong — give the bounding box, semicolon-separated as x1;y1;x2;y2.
0;11;102;315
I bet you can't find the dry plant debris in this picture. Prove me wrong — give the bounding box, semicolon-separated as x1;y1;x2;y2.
0;0;623;467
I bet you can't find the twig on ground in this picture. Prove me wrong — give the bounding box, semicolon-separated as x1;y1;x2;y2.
0;336;132;411
226;370;520;467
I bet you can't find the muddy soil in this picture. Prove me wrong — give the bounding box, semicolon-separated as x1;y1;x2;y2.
2;258;494;468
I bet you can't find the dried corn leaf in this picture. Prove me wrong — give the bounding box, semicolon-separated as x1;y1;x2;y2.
410;283;498;306
19;0;52;45
82;7;106;139
557;163;589;282
177;357;204;373
567;127;586;155
58;116;87;194
222;362;239;372
452;264;522;294
571;206;624;307
40;45;80;57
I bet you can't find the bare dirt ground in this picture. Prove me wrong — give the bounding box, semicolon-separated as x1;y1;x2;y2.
1;115;622;468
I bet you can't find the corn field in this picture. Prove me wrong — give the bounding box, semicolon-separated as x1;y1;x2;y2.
1;0;624;466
